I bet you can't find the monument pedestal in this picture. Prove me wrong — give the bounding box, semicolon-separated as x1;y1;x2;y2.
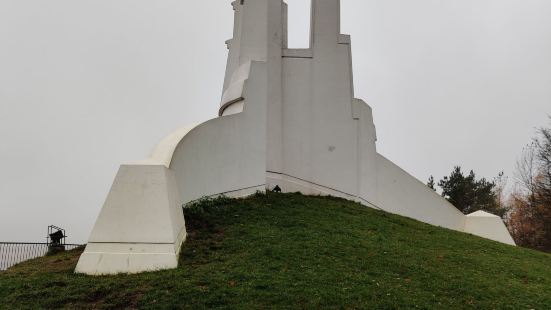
75;165;186;275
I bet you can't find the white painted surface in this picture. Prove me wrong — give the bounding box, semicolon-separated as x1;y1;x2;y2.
75;243;180;276
465;211;516;246
170;61;268;205
76;165;186;275
220;100;244;117
373;155;467;231
220;62;250;115
132;125;200;168
78;0;515;275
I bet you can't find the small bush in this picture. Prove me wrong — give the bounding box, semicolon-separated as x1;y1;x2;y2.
183;196;235;232
183;196;234;216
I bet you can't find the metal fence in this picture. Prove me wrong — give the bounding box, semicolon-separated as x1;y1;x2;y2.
0;242;83;271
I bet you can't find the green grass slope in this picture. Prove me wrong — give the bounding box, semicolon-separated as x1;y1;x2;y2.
1;193;550;309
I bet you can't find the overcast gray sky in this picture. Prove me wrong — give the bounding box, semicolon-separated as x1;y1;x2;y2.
1;0;550;243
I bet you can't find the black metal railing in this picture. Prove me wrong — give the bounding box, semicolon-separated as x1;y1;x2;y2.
0;242;83;271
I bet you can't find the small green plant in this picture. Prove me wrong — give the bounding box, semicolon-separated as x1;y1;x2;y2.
183;195;234;216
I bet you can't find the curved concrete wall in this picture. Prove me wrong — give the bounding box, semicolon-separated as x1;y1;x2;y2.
170;62;268;204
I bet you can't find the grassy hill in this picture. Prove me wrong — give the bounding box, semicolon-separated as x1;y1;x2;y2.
1;192;550;309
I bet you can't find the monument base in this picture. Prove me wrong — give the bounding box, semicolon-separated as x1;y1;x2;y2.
75;240;185;275
75;165;186;275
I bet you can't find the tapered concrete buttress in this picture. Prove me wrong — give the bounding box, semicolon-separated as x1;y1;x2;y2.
77;0;515;275
464;211;516;245
75;165;186;275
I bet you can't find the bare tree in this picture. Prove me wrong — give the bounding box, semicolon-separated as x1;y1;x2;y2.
509;118;551;252
514;143;538;208
535;124;551;204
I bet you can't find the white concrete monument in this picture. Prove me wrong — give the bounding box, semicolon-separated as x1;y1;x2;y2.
76;0;515;275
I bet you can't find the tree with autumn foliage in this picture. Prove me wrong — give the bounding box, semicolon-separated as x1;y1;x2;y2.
508;119;551;252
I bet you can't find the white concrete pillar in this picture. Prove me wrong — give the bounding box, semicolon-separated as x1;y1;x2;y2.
266;0;285;175
223;1;244;92
311;0;341;47
221;0;271;114
282;2;288;48
238;0;269;64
